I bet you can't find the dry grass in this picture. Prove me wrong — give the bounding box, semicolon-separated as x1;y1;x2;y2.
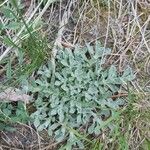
0;0;150;149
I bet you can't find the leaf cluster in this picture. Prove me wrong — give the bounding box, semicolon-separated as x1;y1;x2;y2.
22;42;135;149
0;101;29;131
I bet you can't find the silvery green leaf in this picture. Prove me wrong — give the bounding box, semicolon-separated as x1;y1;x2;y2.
44;69;51;78
69;107;75;113
105;99;119;109
86;43;94;55
122;67;135;81
37;125;44;131
55;80;62;86
80;53;88;62
88;85;98;95
55;128;61;136
106;84;118;93
99;86;105;94
115;98;125;106
51;109;57;115
34;118;40;128
50;102;56;108
94;124;101;135
66;48;74;57
82;114;88;124
52;116;56;122
88;58;97;66
100;109;111;118
85;92;92;101
77;114;82;124
48;60;52;68
76;140;84;149
108;65;117;79
95;41;103;58
122;67;132;77
64;143;72;150
58;110;64;122
48;123;60;130
35;79;43;85
68;132;75;141
99;99;107;107
38;120;50;131
61;127;66;136
70;101;75;113
54;129;65;142
55;72;64;81
108;123;116;132
104;48;111;55
76;102;82;110
70;100;74;107
74;69;82;77
94;43;111;59
88;122;95;134
61;84;69;92
56;132;65;142
48;127;53;136
61;59;69;67
99;71;108;82
92;113;102;124
62;69;68;78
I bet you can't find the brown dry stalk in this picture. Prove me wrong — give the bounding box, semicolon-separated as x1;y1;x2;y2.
61;41;74;48
111;92;128;99
51;0;74;72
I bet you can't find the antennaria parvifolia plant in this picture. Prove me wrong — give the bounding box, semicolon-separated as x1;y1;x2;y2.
22;42;135;149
